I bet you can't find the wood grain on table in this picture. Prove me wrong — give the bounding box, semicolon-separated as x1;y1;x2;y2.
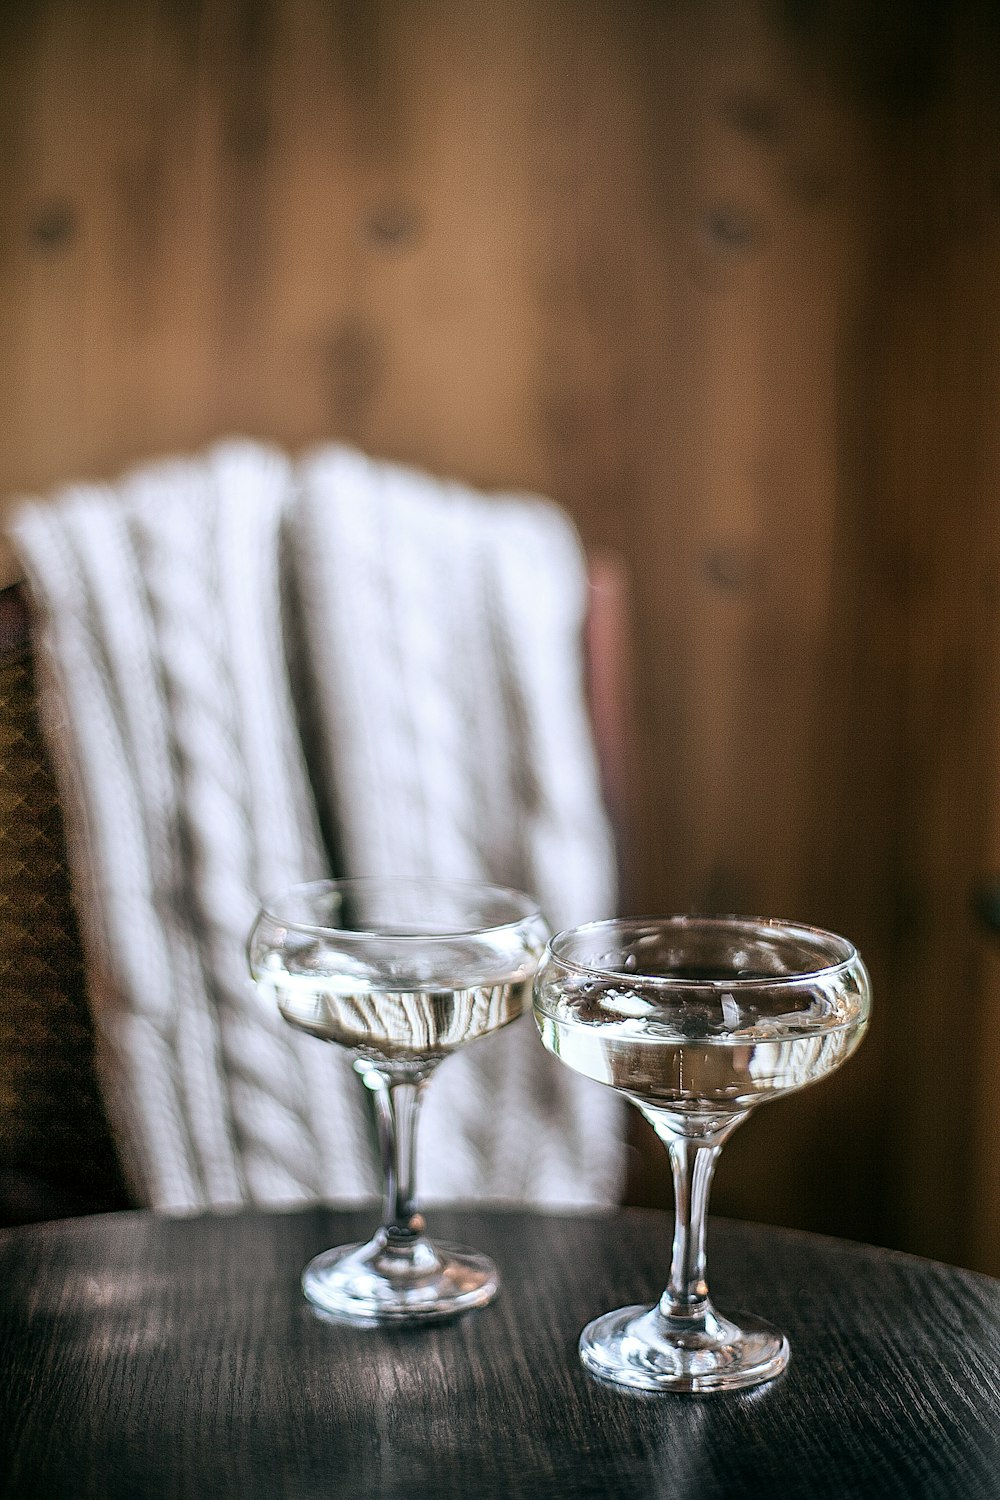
2;1206;998;1499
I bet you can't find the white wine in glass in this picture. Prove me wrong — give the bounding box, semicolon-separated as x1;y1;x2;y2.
533;915;871;1392
249;877;549;1324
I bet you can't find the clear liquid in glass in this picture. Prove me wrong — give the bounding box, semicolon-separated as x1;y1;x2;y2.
257;952;535;1068
537;1000;868;1113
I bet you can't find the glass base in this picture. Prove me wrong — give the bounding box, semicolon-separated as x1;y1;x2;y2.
302;1228;499;1324
579;1302;789;1393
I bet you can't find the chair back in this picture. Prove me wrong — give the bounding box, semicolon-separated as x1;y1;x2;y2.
0;554;637;1224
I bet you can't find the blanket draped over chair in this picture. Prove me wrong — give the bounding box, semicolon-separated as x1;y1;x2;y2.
9;441;623;1214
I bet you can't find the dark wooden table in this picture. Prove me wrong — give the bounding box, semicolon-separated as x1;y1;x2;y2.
2;1204;999;1499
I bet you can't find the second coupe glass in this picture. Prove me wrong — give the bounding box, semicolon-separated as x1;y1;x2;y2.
533;915;871;1392
249;877;548;1323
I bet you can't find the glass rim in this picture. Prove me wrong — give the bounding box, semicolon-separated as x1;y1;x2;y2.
256;875;544;941
543;914;862;989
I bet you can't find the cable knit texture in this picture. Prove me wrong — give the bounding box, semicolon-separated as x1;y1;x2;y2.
9;440;624;1213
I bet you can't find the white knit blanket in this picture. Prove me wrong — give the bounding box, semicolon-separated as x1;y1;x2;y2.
9;440;624;1214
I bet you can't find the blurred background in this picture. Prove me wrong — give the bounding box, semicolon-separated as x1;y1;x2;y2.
2;0;1000;1272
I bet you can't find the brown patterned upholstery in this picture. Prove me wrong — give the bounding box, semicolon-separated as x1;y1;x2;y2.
0;584;130;1224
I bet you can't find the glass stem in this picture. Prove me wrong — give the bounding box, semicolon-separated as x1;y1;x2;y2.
644;1110;747;1327
661;1134;719;1323
364;1069;427;1242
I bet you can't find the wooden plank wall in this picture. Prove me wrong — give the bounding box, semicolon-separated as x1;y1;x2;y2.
2;0;1000;1270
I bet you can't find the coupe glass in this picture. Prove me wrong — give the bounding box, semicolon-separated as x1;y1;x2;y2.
533;915;871;1392
248;877;548;1323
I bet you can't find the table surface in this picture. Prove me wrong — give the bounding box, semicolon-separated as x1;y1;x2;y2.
2;1204;999;1500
